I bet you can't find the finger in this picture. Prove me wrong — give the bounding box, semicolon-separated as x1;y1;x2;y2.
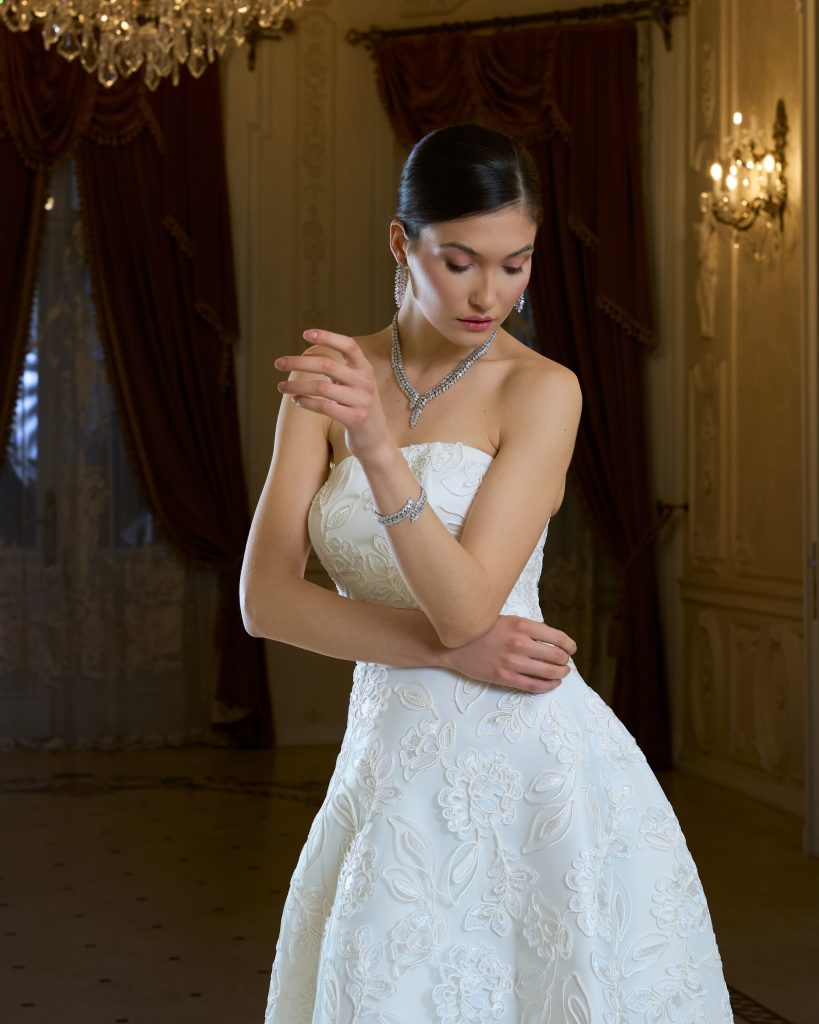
533;624;577;657
275;354;362;385
527;640;571;667
285;395;362;424
509;654;571;679
302;329;370;370
532;626;577;659
279;379;364;407
504;673;563;693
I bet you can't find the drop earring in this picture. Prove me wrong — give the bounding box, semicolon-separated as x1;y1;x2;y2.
514;292;526;314
394;262;408;308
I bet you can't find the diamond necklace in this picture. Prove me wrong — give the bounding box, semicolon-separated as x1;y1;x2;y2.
390;312;498;428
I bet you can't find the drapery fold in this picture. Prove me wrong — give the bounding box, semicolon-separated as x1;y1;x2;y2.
374;22;671;767
0;27;271;745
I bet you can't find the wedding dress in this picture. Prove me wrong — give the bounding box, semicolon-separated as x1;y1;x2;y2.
264;441;734;1024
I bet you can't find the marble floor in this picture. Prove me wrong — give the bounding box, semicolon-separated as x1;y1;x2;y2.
0;744;816;1024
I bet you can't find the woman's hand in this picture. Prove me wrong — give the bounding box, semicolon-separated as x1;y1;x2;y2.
444;616;577;694
275;330;390;464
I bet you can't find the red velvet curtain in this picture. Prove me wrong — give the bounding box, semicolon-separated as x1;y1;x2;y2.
374;24;671;768
0;28;272;746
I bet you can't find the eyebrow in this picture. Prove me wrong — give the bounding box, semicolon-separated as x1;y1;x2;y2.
440;241;534;259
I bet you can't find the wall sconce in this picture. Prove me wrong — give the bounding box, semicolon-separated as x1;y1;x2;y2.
700;99;788;261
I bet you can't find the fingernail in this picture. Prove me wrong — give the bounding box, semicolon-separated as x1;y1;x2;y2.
304;329;319;340
275;358;286;369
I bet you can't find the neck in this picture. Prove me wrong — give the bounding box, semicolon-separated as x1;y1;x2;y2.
394;303;475;376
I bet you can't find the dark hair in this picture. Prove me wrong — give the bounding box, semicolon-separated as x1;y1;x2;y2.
396;124;542;240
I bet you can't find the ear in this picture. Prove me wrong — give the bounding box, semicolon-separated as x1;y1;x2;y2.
389;219;410;263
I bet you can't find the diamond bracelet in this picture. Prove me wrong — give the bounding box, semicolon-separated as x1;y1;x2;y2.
373;485;428;526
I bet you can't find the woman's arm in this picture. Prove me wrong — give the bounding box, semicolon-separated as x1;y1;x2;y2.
277;333;582;648
240;348;576;689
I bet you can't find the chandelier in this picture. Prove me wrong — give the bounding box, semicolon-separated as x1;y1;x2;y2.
0;0;309;89
700;100;788;261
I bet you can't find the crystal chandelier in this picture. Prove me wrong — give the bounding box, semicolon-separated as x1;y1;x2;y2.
0;0;310;89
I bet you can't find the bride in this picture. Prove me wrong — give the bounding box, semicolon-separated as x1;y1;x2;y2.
241;123;733;1024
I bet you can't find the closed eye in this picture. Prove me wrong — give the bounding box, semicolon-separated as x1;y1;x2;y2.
446;262;526;275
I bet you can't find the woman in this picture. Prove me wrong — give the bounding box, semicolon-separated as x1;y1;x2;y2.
241;124;733;1024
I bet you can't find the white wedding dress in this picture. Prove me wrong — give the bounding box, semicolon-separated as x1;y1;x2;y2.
264;441;734;1024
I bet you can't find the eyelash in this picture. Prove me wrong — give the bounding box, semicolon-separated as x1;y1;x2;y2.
445;262;525;276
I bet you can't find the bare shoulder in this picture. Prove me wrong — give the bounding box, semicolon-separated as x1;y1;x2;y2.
498;338;582;438
352;326;391;367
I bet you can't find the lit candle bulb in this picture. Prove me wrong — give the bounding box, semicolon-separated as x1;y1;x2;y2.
732;110;743;149
710;161;723;199
726;173;738;209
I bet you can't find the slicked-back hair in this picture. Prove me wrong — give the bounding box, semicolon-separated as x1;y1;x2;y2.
396;124;542;240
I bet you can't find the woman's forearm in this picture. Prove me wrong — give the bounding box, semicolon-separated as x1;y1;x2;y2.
241;575;456;669
361;446;498;646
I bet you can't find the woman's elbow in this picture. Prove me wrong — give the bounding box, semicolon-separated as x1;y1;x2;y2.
240;569;300;641
240;577;279;640
435;609;496;649
240;595;265;638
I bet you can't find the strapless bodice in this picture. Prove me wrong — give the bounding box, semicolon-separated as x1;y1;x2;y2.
307;441;548;621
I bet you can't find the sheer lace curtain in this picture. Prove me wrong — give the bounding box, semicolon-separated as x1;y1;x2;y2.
0;161;219;750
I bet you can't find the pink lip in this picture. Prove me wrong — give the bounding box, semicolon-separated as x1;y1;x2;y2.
458;317;494;331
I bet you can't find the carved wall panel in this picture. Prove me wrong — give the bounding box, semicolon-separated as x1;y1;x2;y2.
678;0;805;817
751;623;803;782
728;622;764;770
297;11;334;328
688;354;728;571
681;588;804;815
727;619;802;783
687;609;726;754
687;0;720;173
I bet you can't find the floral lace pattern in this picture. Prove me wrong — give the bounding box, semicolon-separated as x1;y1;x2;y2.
308;443;548;615
266;442;733;1024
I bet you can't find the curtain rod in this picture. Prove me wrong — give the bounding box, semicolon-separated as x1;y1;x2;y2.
346;0;691;54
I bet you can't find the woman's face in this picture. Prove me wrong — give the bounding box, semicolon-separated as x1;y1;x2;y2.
392;203;537;344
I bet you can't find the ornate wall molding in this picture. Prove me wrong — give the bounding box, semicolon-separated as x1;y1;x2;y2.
728;619;803;784
751;623;803;780
688;354;728;570
690;38;717;173
700;40;716;130
681;593;804;813
680;577;802;614
688;609;726;754
297;10;335;327
695;201;718;338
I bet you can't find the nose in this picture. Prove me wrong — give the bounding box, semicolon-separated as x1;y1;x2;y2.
469;272;496;312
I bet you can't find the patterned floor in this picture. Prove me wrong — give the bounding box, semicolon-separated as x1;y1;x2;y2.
0;746;815;1024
